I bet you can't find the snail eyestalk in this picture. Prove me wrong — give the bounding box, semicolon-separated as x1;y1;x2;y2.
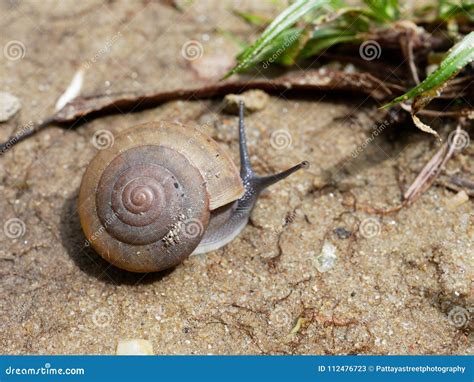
238;100;254;179
253;161;309;192
237;100;309;193
194;104;309;255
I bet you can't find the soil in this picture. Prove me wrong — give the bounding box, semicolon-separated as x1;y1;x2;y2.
0;0;472;355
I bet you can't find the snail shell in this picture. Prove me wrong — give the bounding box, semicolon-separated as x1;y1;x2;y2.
78;121;244;272
79;102;307;273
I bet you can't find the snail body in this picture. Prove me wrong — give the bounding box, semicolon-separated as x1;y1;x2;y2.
78;102;307;272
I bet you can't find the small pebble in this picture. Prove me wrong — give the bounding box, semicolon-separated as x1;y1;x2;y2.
312;176;327;189
314;241;337;272
0;92;21;122
223;90;269;114
116;339;154;355
334;227;352;239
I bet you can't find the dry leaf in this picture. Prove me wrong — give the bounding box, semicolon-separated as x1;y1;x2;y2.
411;114;440;139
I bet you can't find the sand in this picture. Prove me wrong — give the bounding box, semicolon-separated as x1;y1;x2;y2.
0;0;472;354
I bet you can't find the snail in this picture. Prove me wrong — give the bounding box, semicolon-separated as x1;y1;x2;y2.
78;102;308;272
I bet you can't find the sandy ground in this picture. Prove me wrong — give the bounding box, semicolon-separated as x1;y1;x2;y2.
0;0;472;355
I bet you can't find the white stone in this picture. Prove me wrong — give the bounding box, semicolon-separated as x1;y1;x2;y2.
314;242;337;272
0;92;21;122
55;69;84;111
116;339;154;355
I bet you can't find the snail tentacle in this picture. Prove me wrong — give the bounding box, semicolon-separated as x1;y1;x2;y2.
251;160;310;192
194;102;309;255
238;100;254;180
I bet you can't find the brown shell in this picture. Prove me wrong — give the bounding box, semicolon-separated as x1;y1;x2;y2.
78;122;244;272
105;121;244;209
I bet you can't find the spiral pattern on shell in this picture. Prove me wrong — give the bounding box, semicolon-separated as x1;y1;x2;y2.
79;144;210;272
78;121;244;272
97;145;208;244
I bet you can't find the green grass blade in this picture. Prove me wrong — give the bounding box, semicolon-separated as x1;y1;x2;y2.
223;0;327;79
382;31;474;109
438;0;474;21
363;0;400;22
299;28;360;58
274;28;308;66
243;28;304;68
299;8;371;59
